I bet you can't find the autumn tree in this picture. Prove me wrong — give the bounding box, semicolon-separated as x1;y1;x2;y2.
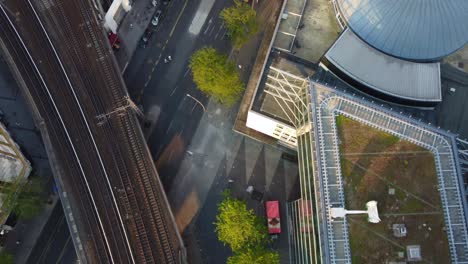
189;47;244;106
214;191;267;251
220;0;258;48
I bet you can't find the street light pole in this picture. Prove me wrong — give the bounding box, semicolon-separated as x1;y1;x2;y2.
186;94;206;112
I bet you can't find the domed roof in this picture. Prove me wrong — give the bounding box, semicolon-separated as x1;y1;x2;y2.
336;0;468;61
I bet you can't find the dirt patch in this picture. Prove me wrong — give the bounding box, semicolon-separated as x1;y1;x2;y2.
444;44;468;73
337;115;450;263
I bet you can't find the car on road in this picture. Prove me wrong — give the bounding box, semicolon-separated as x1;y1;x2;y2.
139;29;153;48
151;10;163;27
266;201;281;238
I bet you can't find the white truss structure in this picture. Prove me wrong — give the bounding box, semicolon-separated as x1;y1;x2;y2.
264;66;310;128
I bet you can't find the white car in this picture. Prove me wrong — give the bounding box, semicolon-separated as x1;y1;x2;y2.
151;10;162;26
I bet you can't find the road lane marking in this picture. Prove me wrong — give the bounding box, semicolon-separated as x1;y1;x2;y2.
203;18;213;35
203;23;211;35
138;0;189;102
170;0;189;38
183;68;190;77
55;236;71;264
208;22;216;36
188;0;216;35
170;85;179;96
214;22;224;39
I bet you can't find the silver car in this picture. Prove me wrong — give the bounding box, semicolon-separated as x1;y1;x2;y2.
151;10;162;26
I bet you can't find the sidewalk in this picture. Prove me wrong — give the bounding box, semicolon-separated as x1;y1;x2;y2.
169;98;299;264
114;0;159;71
233;0;284;145
2;196;59;264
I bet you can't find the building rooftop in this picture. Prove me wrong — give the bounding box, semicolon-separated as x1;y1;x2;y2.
323;28;442;103
335;0;468;61
0;123;31;183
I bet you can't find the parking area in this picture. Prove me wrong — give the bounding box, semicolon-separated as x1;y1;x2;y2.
113;0;166;69
291;0;340;62
273;0;307;52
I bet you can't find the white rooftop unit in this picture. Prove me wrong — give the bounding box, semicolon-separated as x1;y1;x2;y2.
407;245;422;262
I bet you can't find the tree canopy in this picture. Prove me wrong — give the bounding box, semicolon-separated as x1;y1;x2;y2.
189;47;244;106
227;246;280;264
0;250;14;264
13;177;45;220
214;191;267;252
220;0;258;48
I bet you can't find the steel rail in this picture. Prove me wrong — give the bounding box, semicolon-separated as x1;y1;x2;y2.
71;1;179;261
0;3;116;262
25;1;136;262
42;2;151;260
0;14;109;262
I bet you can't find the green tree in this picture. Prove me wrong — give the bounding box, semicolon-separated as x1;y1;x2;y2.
13;177;45;220
0;250;14;264
220;0;258;48
214;191;267;251
189;47;244;106
227;246;280;264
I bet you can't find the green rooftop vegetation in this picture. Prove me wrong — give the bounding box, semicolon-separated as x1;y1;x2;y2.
336;114;450;263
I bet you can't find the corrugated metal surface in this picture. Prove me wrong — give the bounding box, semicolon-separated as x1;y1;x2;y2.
336;0;468;61
325;28;441;102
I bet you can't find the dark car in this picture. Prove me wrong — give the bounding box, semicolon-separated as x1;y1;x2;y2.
139;29;154;48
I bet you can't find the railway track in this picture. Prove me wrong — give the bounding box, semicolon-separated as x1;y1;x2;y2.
0;0;184;262
0;4;113;262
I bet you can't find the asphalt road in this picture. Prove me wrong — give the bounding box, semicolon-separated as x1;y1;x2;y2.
124;0;233;188
26;203;77;264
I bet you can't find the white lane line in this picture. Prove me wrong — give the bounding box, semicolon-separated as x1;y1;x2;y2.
214;22;224;39
183;68;190;77
26;1;136;262
169;85;179;96
166;119;175;134
278;30;296;37
203;18;213;35
287;11;302;16
208;22;216;36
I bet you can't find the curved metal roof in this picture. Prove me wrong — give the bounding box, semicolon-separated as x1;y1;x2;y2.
336;0;468;61
324;29;441;102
